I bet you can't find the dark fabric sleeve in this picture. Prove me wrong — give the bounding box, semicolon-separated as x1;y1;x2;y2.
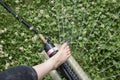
0;66;38;80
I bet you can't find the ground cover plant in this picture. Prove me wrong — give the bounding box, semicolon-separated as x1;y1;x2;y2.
0;0;120;80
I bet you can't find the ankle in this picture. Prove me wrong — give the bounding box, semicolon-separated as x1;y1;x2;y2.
51;55;60;69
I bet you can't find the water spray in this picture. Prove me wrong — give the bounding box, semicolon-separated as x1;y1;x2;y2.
0;0;79;80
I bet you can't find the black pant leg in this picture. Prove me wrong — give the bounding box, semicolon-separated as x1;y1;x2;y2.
0;66;38;80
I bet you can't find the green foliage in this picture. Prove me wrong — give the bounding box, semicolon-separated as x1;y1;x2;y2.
0;0;120;80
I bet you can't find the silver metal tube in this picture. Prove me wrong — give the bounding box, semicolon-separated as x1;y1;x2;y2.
67;56;90;80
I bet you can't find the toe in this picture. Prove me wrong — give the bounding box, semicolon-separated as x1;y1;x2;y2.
62;42;68;49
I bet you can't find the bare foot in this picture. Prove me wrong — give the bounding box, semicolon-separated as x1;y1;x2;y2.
52;42;71;69
32;43;71;80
